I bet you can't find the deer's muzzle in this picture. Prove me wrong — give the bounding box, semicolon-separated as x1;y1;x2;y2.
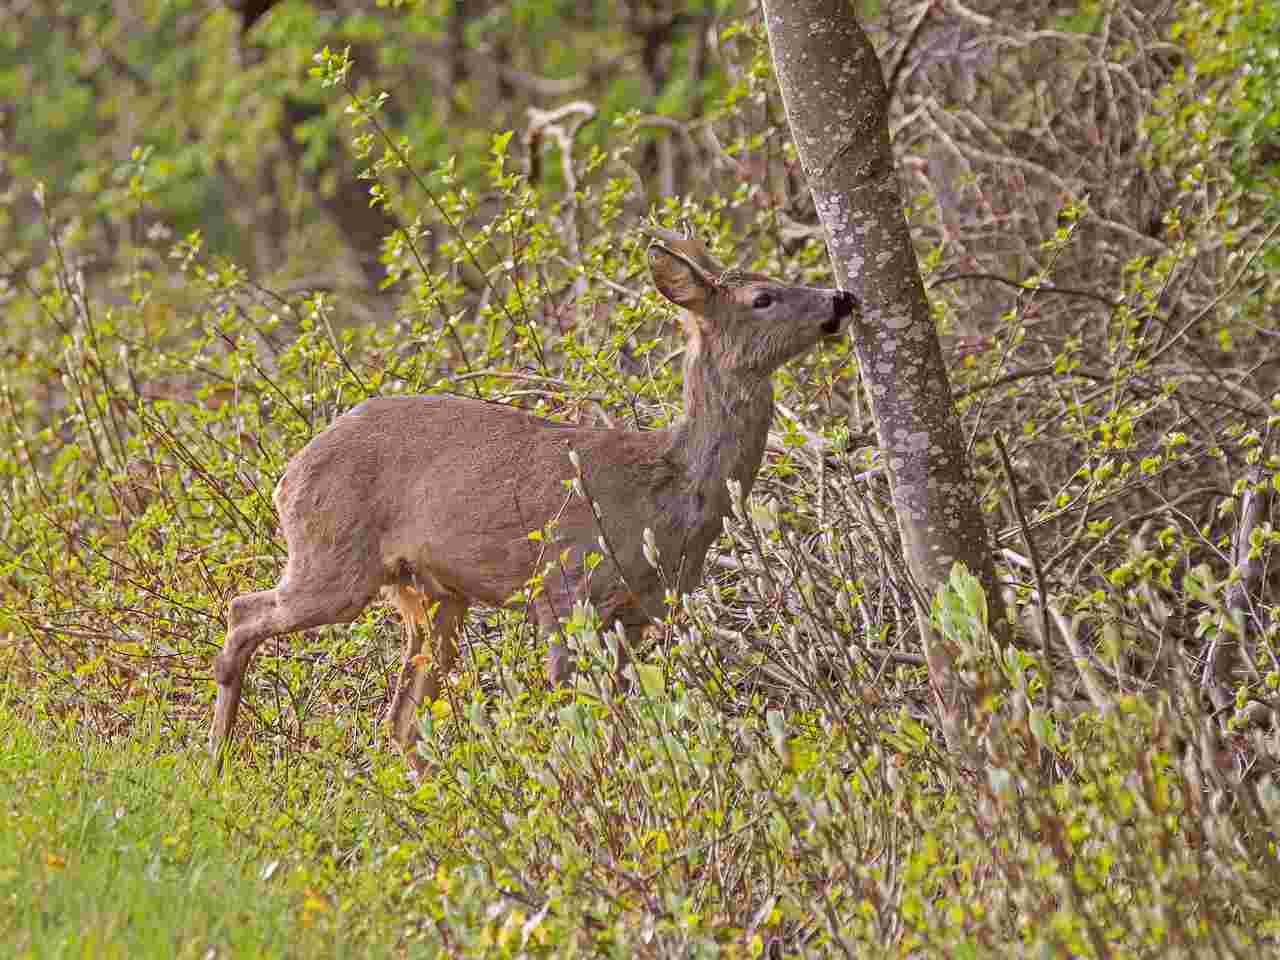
823;290;859;335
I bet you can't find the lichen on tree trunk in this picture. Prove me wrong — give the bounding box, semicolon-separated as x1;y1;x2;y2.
761;0;1002;755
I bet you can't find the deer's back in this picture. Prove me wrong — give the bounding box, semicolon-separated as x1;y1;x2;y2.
273;395;684;608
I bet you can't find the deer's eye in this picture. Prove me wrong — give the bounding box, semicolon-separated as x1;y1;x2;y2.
752;292;774;309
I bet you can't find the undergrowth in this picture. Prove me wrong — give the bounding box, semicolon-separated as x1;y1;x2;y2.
3;18;1280;959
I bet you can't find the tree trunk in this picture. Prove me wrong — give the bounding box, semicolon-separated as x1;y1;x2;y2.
761;0;1001;756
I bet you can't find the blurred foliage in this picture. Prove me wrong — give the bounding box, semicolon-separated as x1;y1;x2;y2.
0;0;729;284
1150;0;1280;319
2;0;1280;956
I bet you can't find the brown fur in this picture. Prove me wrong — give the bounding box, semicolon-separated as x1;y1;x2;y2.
209;229;858;772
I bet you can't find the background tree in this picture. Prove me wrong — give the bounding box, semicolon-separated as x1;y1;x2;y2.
762;0;1001;756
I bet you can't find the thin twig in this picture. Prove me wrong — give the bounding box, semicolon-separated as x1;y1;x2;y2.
994;432;1054;708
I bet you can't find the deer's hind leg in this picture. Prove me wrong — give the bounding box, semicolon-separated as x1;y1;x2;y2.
210;566;381;769
385;587;468;772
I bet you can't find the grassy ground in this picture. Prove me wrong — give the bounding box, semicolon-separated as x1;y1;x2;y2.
5;593;1280;958
0;696;416;959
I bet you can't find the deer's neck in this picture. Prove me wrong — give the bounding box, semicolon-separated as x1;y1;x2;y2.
668;334;774;526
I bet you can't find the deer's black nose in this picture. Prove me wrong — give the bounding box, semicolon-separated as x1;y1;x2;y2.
833;290;857;319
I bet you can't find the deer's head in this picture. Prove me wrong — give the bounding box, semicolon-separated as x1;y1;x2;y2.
646;229;858;374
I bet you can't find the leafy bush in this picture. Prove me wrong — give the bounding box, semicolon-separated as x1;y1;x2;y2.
2;5;1279;957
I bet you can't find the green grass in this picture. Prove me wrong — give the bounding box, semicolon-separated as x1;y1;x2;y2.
0;704;412;959
4;597;1280;957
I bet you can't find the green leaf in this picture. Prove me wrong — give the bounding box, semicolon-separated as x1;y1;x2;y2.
637;664;664;699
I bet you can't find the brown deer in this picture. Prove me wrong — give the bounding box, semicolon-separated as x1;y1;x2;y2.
209;229;858;770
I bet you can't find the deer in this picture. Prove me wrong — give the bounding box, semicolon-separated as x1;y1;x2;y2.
209;229;858;772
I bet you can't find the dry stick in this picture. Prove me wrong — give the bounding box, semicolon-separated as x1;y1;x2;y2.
339;82;493;386
929;271;1121;308
1002;444;1218;548
1065;485;1224;585
0;246;70;336
211;324;312;425
343;80;522;330
524;101;597;318
1047;605;1111;714
962;213;1083;460
0;375;54;508
953;364;1111;401
993;432;1054;709
44;202;130;470
884;0;933;96
1146;220;1280;371
1127;262;1260;421
312;294;368;394
1204;445;1274;710
567;447;640;604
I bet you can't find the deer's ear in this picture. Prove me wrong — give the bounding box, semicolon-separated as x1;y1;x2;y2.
648;244;713;309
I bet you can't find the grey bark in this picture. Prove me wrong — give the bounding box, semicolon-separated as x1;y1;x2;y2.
761;0;1002;754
